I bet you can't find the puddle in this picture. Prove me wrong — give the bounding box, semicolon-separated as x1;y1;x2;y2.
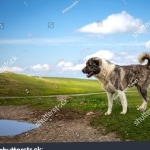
0;119;37;136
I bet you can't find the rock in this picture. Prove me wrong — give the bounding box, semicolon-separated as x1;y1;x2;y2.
86;112;95;116
75;132;80;137
58;124;63;127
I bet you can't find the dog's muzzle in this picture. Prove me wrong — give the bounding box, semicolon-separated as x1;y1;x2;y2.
82;68;86;73
82;68;94;78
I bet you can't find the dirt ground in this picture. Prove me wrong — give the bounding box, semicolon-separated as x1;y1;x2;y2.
0;105;120;143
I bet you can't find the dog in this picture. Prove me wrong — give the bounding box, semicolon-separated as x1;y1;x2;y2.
82;52;150;115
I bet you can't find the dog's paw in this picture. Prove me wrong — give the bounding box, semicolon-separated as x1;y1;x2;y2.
137;107;141;111
120;111;126;115
105;112;111;115
137;107;146;112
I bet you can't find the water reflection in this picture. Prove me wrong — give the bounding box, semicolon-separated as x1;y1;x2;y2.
0;120;37;136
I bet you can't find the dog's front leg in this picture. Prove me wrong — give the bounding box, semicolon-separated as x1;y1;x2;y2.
105;92;114;115
117;90;127;114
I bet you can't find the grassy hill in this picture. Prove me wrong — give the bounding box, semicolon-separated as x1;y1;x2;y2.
0;72;103;97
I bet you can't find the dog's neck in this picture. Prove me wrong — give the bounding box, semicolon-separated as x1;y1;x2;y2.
94;59;115;82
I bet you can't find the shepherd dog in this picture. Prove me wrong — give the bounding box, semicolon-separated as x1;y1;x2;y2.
82;52;150;115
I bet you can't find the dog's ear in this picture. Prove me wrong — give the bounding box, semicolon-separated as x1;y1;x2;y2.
93;58;102;66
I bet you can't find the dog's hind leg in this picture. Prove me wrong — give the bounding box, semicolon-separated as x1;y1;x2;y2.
136;85;148;111
105;92;114;115
117;90;127;114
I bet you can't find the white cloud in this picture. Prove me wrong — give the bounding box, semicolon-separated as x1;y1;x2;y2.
125;55;138;63
30;64;50;71
57;50;114;72
71;63;85;71
57;61;65;67
145;40;150;49
126;55;136;59
56;50;140;73
82;50;140;66
78;11;142;34
57;61;84;71
0;67;24;73
11;67;24;72
84;50;114;61
6;50;143;77
0;37;84;45
31;64;43;71
42;64;50;71
57;61;73;67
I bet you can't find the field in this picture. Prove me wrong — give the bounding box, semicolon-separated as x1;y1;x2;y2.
0;72;150;141
0;72;103;97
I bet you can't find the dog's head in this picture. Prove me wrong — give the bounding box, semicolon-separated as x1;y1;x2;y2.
82;57;102;78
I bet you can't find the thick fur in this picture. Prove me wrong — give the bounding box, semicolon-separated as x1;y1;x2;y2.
82;52;150;115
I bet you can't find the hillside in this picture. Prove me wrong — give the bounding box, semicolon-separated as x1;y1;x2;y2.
0;72;103;97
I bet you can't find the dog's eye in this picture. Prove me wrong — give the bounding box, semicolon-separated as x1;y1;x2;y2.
94;60;99;66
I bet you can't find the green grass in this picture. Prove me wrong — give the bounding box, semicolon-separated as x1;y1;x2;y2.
0;72;103;97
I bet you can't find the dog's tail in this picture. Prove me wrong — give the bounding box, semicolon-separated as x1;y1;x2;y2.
138;52;150;67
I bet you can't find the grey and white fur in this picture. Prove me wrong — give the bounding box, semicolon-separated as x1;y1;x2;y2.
82;52;150;115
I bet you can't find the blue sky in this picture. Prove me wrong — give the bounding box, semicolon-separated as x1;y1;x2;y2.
0;0;150;79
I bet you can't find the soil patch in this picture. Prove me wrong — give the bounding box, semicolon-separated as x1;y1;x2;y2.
0;105;120;143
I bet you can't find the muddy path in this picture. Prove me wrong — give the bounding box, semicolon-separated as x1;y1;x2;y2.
0;105;120;143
